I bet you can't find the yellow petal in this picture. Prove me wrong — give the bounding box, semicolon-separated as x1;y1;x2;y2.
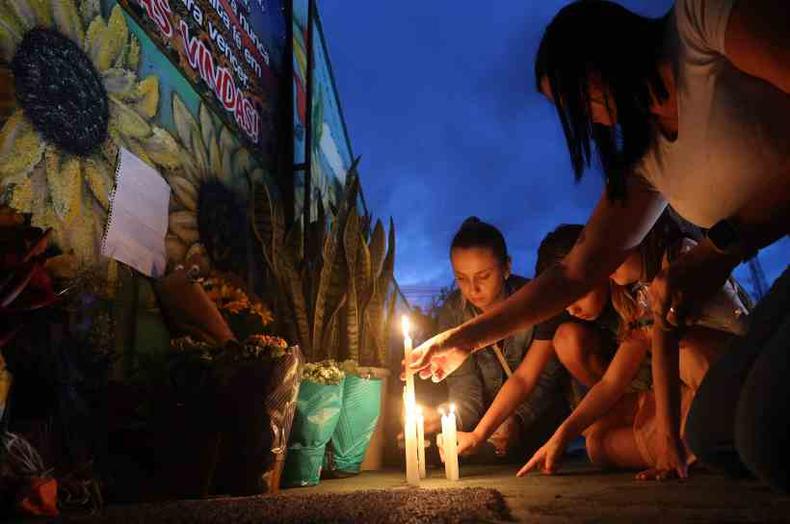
199;103;215;153
83;157;113;209
221;147;232;179
208;137;222;177
102;68;137;98
28;160;48;210
126;34;140;70
78;0;100;26
109;97;151;139
169;175;198;211
94;6;128;72
219;126;237;153
134;76;160;118
69;198;97;262
142;127;181;169
170;210;199;244
6;0;36;31
0;110;45;180
84;17;105;65
28;0;53;27
172;93;198;149
51;0;84;46
124;138;153;166
179;155;202;184
232;148;253;175
100;138;120;165
0;11;22;64
8;175;33;212
191;132;208;173
46;151;82;223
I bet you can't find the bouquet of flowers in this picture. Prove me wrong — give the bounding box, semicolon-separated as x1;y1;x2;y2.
301;360;346;385
201;276;275;341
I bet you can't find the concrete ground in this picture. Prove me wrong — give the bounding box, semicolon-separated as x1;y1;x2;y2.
286;459;790;522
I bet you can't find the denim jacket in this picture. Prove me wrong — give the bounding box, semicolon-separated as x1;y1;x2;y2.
438;275;567;432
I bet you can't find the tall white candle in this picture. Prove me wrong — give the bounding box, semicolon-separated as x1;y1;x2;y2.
402;316;420;485
416;406;426;479
442;404;460;481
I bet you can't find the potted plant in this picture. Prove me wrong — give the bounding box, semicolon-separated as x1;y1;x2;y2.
326;211;396;476
281;359;345;487
149;270;302;497
252;160;397;482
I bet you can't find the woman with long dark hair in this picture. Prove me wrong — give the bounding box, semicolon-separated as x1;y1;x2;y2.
410;0;788;490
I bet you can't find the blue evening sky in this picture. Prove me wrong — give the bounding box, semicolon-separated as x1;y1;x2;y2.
320;0;788;306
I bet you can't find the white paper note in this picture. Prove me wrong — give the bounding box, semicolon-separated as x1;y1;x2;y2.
101;148;171;278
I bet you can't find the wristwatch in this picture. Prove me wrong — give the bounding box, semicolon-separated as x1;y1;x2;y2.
707;219;756;260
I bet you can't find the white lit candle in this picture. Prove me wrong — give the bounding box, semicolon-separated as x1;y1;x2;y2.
402;316;420;485
416;406;426;479
441;404;460;481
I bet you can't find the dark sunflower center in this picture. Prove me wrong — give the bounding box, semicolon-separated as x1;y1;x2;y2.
11;28;109;156
197;180;249;274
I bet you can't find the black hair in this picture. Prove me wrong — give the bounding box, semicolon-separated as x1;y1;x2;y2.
535;1;669;201
534;224;584;276
450;217;509;265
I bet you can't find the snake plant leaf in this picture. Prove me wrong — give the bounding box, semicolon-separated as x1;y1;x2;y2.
343;213;361;361
363;282;384;366
367;218;396;365
283;220;303;270
320;293;347;361
279;261;311;357
355;231;373;307
368;219;385;280
360;212;372;242
312;215;347;353
305;206;324;268
380;218;396;285
311;160;360;354
379;283;398;366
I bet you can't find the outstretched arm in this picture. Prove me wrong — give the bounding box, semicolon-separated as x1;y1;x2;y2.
411;180;666;381
518;336;649;476
457;339;556;455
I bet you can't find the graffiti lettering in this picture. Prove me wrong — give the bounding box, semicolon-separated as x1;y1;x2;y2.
136;0;173;37
179;20;259;143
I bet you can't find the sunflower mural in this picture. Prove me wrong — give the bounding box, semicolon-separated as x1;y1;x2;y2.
0;1;180;267
166;92;268;274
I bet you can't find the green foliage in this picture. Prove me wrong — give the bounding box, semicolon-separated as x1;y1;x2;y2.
252;160;396;366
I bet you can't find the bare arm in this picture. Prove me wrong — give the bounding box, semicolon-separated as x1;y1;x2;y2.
554;337;648;442
471;339;556;443
437;181;666;357
518;336;649;476
725;0;790;94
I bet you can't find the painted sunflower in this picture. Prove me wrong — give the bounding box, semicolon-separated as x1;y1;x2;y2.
0;1;181;264
166;92;267;271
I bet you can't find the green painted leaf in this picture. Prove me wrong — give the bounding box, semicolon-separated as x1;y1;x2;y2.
250;180;284;273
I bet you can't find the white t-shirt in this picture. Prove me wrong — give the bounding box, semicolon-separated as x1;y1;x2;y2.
637;0;790;228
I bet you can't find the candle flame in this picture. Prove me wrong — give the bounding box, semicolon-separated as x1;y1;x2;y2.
401;315;411;338
416;405;423;416
449;403;456;415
